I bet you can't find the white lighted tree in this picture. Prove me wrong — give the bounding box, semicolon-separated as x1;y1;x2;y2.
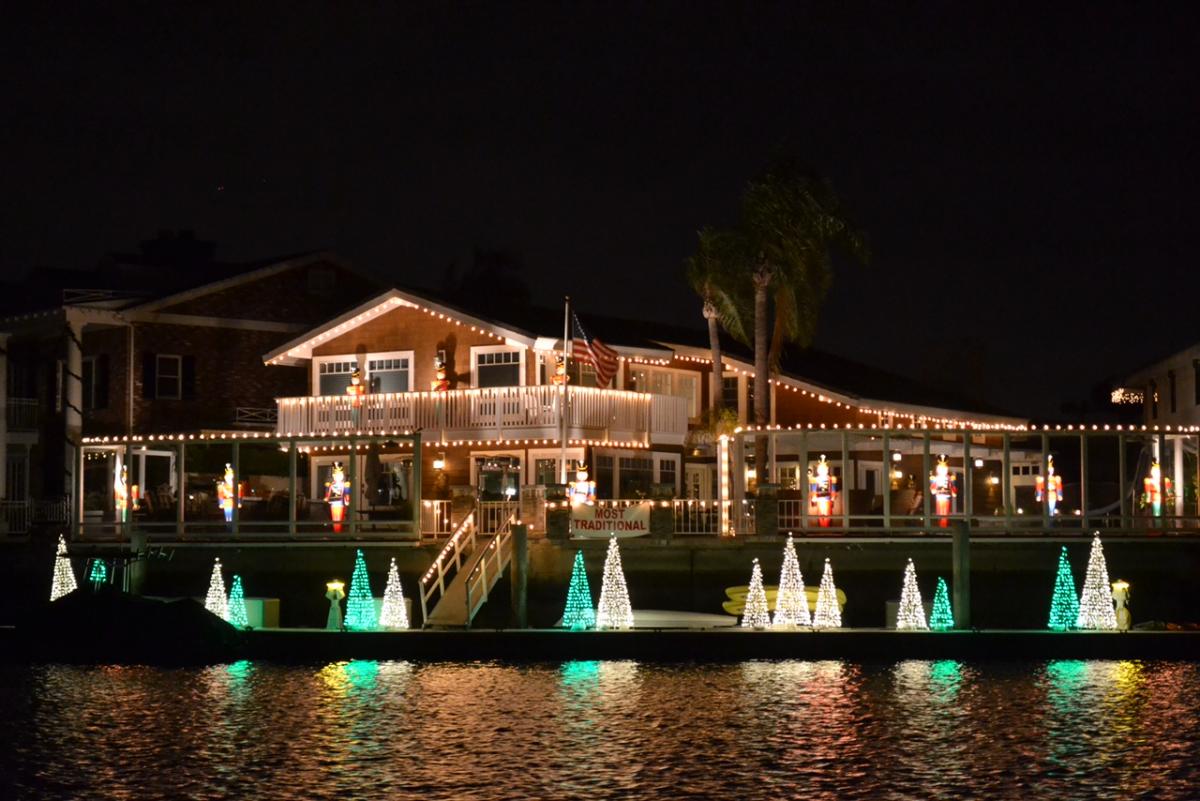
742;558;771;629
1076;533;1117;630
596;536;633;630
773;535;810;627
812;558;842;628
896;558;928;630
379;557;410;630
204;558;228;620
50;535;78;601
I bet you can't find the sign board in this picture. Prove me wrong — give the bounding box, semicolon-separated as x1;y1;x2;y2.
570;502;652;539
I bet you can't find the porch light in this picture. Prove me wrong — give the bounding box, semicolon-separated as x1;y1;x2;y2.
433;453;446;471
973;458;984;468
891;452;902;462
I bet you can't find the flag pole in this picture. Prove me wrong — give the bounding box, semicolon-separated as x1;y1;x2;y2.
559;296;570;484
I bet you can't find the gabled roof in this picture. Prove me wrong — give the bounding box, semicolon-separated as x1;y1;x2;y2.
128;251;340;313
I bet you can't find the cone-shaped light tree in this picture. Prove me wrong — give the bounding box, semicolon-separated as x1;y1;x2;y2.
813;558;842;628
896;558;928;630
773;535;810;628
562;550;596;631
1048;546;1080;631
742;558;771;629
227;575;249;628
204;558;228;620
50;535;78;601
596;536;633;630
345;549;378;631
1076;534;1117;630
379;557;410;630
88;558;108;590
929;577;954;631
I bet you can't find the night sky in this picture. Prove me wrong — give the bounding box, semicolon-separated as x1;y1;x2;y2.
3;3;1197;419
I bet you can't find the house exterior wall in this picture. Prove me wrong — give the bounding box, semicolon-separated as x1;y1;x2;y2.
1127;348;1200;427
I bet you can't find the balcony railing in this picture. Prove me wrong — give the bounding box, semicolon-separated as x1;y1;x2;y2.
6;398;38;431
275;385;689;444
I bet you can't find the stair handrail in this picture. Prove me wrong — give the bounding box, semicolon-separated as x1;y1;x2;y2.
464;509;518;627
419;504;477;626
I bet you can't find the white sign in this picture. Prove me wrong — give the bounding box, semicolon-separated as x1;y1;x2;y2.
570;503;652;538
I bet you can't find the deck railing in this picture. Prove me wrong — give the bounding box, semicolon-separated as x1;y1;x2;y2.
6;398;38;431
275;385;688;443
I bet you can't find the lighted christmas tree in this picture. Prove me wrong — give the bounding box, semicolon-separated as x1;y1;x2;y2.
88;558;108;590
1047;546;1079;631
204;558;228;620
773;534;810;628
50;535;77;601
226;575;249;628
812;558;842;628
741;559;771;629
596;536;633;630
379;557;410;630
929;577;954;631
562;550;596;631
1076;534;1117;630
896;558;928;630
344;549;378;631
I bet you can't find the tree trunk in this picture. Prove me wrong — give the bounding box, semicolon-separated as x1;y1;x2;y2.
753;265;771;491
703;300;723;417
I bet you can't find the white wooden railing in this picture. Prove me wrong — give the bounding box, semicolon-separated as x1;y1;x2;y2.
275;386;688;443
420;500;454;541
419;508;477;625
6;398;38;430
477;501;518;534
464;510;517;626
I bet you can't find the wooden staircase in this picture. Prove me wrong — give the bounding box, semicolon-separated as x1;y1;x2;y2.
419;502;517;628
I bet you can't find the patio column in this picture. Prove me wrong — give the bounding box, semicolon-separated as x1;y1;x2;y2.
922;432;931;530
963;435;973;525
1002;433;1013;530
348;437;358;536
65;316;84;511
799;430;809;531
717;435;731;536
175;441;186;537
1173;434;1185;518
1117;432;1128;527
1079;432;1089;528
288;440;297;536
881;431;891;532
231;440;240;536
841;430;850;531
411;434;422;536
1041;432;1051;532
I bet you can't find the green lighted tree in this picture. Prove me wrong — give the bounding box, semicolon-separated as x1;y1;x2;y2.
227;575;249;628
88;558;108;589
929;577;954;631
562;550;596;631
344;549;377;631
1048;546;1080;631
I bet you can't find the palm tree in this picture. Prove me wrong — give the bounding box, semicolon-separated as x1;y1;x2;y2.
685;228;749;420
738;160;869;478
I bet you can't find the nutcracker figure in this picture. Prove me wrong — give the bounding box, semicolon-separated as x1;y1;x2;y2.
929;455;957;528
325;461;351;533
431;355;450;391
1035;455;1064;516
113;455;128;519
551;355;569;385
808;454;838;527
1143;460;1173;518
569;465;595;506
216;463;242;527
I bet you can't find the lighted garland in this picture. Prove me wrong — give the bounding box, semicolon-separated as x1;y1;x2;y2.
929;577;954;631
50;535;77;601
204;558;228;620
345;549;378;631
379;557;410;630
562;550;596;631
813;558;842;628
596;536;633;630
740;559;771;629
1076;534;1117;630
896;558;928;630
1048;546;1079;631
773;535;810;628
227;575;249;628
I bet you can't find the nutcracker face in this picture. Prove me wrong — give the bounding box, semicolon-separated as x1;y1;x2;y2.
223;464;234;487
331;463;345;487
816;461;828;481
576;467;589;483
1151;463;1161;483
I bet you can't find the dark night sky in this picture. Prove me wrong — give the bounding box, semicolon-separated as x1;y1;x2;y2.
3;3;1198;419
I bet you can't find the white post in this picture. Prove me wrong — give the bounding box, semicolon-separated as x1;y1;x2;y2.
559;297;570;484
1174;435;1185;518
64;315;84;516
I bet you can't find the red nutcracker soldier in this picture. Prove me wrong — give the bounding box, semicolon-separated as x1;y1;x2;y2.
431;356;450;391
929;455;958;528
325;461;351;533
808;454;838;527
217;463;243;528
113;455;128;519
1035;455;1064;516
1143;460;1173;519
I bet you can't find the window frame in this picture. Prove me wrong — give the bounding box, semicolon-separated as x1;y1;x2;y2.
81;356;97;411
470;345;526;388
155;354;183;400
312;351;414;396
629;364;702;420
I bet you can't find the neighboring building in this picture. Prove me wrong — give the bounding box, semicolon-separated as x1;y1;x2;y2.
1122;343;1200;428
0;245;380;532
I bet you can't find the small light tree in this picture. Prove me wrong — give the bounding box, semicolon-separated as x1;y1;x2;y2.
1076;534;1117;630
742;558;771;629
50;535;78;601
227;575;249;628
812;558;842;628
562;550;596;631
88;558;108;591
379;557;410;630
896;558;928;630
344;549;378;631
204;558;227;620
596;536;633;630
929;577;954;631
1048;546;1080;631
773;534;810;627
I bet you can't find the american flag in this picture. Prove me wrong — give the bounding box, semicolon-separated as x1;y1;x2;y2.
571;313;619;388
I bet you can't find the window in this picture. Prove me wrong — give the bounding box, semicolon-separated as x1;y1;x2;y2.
658;458;677;493
473;347;523;388
318;360;357;396
630;366;701;418
722;376;740;411
1168;370;1177;414
534;457;583;485
538;355;601;387
156;355;182;400
368;356;410;393
618;456;654;497
81;358;96;411
595;455;614;499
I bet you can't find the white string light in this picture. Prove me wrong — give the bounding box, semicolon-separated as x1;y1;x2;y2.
896;558;928;630
1076;533;1118;630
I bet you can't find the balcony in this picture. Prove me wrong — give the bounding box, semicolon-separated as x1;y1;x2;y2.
275;385;689;445
6;398;38;431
